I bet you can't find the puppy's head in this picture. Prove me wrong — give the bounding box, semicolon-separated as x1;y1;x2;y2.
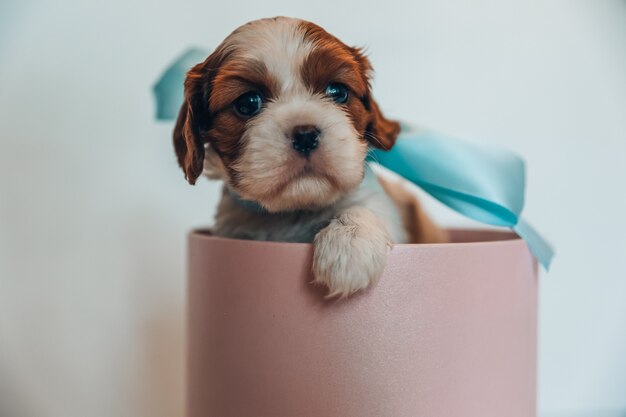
174;17;400;212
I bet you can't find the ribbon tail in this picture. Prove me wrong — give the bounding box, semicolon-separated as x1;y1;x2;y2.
513;218;554;270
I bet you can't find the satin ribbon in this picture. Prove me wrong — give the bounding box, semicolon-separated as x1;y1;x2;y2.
154;49;554;269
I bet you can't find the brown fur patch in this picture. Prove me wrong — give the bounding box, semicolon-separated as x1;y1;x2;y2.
207;58;280;172
299;21;400;150
174;46;282;184
210;60;278;112
299;23;368;96
377;175;449;244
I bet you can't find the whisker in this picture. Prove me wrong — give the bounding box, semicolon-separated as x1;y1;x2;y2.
364;131;384;148
365;148;381;165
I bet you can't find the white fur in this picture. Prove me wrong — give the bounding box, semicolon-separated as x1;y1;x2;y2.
312;206;391;298
233;94;365;211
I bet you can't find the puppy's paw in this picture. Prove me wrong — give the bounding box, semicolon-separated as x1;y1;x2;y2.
312;207;391;298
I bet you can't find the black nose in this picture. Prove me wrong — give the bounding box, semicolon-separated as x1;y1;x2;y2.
291;125;320;157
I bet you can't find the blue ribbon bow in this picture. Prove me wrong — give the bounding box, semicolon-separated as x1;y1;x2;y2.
154;48;554;269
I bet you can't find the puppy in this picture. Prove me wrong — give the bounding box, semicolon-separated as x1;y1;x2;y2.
173;17;446;297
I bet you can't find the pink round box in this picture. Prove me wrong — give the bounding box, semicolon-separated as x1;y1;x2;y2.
187;229;538;417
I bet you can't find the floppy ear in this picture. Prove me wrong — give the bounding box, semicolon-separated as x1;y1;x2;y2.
350;47;401;150
173;55;220;185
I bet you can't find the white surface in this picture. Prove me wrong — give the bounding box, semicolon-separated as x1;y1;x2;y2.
1;1;625;416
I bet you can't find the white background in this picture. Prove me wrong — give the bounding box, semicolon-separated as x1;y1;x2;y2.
1;1;625;416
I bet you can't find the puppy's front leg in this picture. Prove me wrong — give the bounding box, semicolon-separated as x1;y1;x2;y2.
312;206;391;298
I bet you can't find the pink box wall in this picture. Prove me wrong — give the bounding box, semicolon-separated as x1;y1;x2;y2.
187;229;538;417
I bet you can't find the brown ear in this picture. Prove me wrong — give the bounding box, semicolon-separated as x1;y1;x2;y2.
173;55;220;185
173;101;202;184
350;47;401;150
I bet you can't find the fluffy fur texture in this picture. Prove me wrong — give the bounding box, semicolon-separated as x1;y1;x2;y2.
173;17;445;297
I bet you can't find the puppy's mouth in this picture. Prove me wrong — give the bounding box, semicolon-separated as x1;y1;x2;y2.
269;163;340;197
231;158;346;212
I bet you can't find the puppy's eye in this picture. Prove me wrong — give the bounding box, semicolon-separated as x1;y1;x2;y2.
325;83;349;104
233;91;263;117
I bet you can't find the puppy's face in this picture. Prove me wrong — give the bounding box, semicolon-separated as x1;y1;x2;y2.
174;17;400;212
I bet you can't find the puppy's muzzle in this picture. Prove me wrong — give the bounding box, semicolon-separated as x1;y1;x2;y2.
291;125;320;157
